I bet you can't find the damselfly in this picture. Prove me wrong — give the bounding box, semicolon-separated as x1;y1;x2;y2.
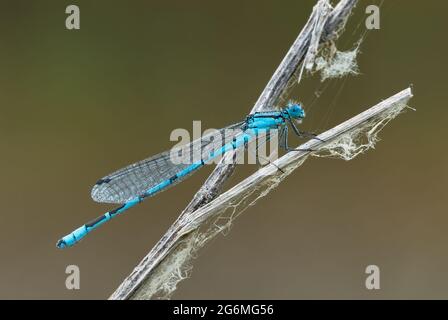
57;102;317;248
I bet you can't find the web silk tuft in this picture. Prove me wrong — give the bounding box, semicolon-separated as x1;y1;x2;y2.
297;0;361;84
314;45;360;82
312;102;409;160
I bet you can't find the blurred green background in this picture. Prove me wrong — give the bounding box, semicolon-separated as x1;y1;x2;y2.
0;0;446;299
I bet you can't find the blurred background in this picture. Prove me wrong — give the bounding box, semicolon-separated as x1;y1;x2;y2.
0;0;446;299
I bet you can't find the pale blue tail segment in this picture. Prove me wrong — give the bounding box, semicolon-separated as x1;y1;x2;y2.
56;197;141;248
56;129;257;249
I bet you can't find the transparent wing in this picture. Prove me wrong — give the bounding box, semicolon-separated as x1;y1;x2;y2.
91;122;245;204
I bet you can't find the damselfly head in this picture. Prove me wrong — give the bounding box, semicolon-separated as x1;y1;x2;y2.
285;102;305;119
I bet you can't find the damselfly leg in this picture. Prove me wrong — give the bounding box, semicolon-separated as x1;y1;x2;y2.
281;126;314;152
287;118;325;142
244;129;285;174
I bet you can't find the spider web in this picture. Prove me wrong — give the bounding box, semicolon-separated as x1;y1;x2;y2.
127;0;401;300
